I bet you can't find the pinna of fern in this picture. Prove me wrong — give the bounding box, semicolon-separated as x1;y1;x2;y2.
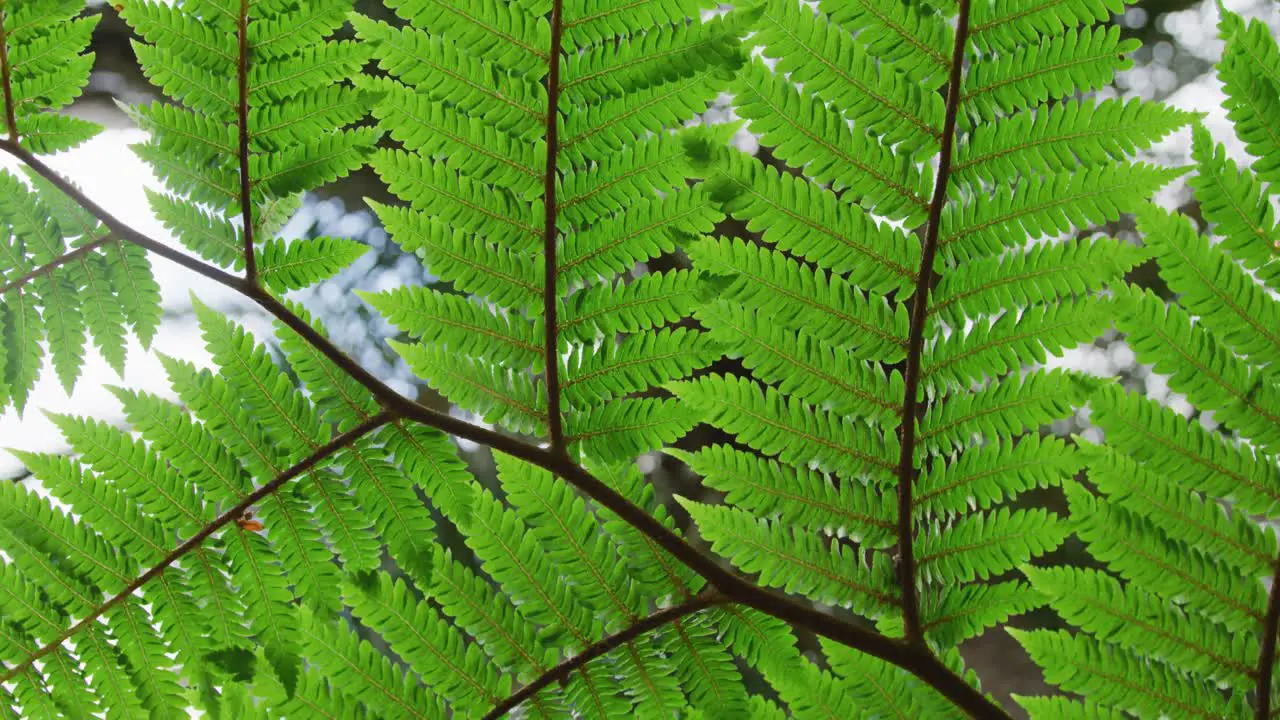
672;0;1190;707
1015;10;1280;718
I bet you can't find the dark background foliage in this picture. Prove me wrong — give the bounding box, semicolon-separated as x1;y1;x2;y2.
53;1;1244;712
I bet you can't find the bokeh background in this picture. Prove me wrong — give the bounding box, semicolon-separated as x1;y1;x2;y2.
3;0;1279;713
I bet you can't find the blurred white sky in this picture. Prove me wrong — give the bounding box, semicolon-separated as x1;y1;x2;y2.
2;0;1278;476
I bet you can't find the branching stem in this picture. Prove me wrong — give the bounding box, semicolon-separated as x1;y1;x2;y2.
1256;551;1280;718
0;411;393;685
483;591;723;720
895;0;972;645
0;102;1012;719
0;233;114;295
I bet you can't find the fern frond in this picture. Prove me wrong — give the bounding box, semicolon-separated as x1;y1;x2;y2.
1025;566;1255;690
465;488;600;646
336;438;438;578
256;236;368;293
1112;286;1280;461
1011;630;1234;720
679;501;898;616
968;0;1124;53
298;609;445;720
365;286;544;370
938;165;1181;264
660;614;749;715
381;420;477;524
561;8;748;105
822;638;960;717
370;200;542;312
123;0;375;278
566;397;696;464
370;149;543;251
911;581;1045;648
923;301;1112;393
1219;15;1280;184
429;549;560;685
1136;202;1280;366
344;574;511;717
960;26;1137;124
920;369;1089;454
916;507;1067;584
754;0;942;153
820;0;951;88
560;269;702;343
1188;124;1280;292
917;434;1081;516
955;98;1192;186
391;339;547;434
930;237;1145;325
673;445;896;548
1066;485;1265;633
1012;696;1130;720
734;60;931;224
697;300;903;427
1090;382;1280;518
704;152;920;295
562;327;717;405
688;237;908;361
1081;442;1276;578
353;17;546;139
672;374;899;484
562;0;719;49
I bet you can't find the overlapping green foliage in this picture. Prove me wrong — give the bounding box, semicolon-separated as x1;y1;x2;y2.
0;0;1256;716
1014;10;1280;717
0;0;802;717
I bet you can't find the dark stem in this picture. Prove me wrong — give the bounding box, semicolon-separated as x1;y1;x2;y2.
0;19;17;142
483;592;723;720
0;411;393;685
236;0;257;282
0;234;114;294
0;139;254;288
0;139;1013;720
1256;552;1280;718
894;0;972;645
541;0;566;453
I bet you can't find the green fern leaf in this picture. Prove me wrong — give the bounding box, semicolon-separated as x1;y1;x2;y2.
673;445;896;548
679;501;898;616
1011;630;1234;720
1066;484;1265;633
256;236;368;293
673;374;899;484
1188;124;1280;292
364;286;544;370
916;508;1067;584
298;609;445;720
1219;16;1280;184
344;574;511;717
1025;566;1255;690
